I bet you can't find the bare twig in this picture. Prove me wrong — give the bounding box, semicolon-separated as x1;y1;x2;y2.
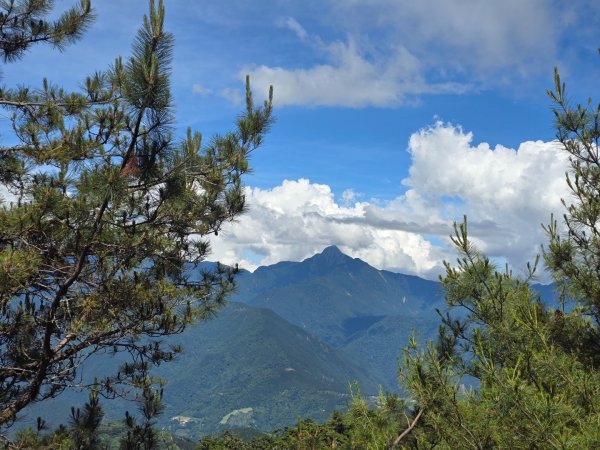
393;409;423;447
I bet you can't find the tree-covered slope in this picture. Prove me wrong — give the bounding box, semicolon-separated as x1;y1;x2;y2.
158;302;382;439
230;246;447;389
18;302;382;441
340;314;441;389
16;246;556;441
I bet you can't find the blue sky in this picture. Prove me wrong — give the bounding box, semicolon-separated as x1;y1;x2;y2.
3;0;600;279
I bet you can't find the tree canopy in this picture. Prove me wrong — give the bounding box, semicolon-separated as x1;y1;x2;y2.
0;0;272;434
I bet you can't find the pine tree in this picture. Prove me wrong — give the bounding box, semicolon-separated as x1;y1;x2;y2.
544;62;600;361
119;382;162;450
0;0;273;433
0;0;94;62
69;390;104;450
390;55;600;448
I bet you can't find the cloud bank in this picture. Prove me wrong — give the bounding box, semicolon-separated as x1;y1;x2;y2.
209;123;570;280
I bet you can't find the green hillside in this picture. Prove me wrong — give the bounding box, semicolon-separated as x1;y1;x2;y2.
158;302;382;439
340;314;440;388
18;302;382;441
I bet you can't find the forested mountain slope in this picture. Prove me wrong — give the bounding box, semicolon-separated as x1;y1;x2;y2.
19;247;555;439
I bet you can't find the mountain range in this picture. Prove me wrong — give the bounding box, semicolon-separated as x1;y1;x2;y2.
232;246;445;388
17;246;555;440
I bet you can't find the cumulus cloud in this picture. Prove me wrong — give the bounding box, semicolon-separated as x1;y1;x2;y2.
0;185;18;206
404;122;568;261
208;179;448;278
208;123;570;280
341;189;361;205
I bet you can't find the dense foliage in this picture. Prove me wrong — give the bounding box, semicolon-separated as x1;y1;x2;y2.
0;0;272;439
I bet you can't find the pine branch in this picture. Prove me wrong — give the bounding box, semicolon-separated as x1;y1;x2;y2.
393;408;423;446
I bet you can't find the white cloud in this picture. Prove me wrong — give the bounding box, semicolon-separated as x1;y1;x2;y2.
222;1;592;108
341;188;360;204
283;17;308;41
0;185;18;206
404;122;568;262
329;0;562;75
208;123;570;280
239;24;468;108
209;179;447;278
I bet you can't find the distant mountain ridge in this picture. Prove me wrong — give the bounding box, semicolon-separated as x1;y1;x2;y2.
233;245;556;388
18;246;557;439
